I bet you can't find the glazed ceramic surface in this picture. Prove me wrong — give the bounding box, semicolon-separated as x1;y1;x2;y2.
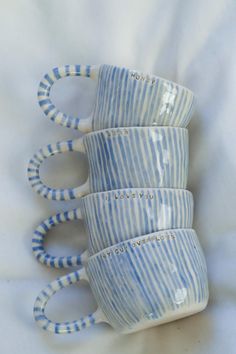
34;229;209;334
38;65;194;132
32;188;194;267
27;127;189;201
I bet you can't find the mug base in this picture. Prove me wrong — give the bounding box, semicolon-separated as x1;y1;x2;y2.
122;299;208;334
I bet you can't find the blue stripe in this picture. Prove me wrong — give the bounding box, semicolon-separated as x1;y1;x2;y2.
32;246;44;251
58;258;64;268
55;323;60;333
35;315;46;321
75;65;81;75
28;176;39;181
44;105;55;115
32;238;43;244
69;189;75;199
67;140;73;151
38;98;50;106
39;82;48;90
53;67;61;79
64;211;70;221
41;223;49;232
89;314;95;324
65;65;70;76
44;74;54;85
86;65;91;77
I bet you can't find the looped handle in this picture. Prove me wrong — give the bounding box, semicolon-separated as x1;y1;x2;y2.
32;208;88;268
27;139;90;201
34;268;106;334
38;64;99;132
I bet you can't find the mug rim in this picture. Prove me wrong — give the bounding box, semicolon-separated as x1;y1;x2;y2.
88;228;195;261
83;187;192;201
84;125;188;138
102;64;194;96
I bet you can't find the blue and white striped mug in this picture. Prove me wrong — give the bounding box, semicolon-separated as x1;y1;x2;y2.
32;188;193;268
38;64;194;132
34;229;208;335
27;127;189;201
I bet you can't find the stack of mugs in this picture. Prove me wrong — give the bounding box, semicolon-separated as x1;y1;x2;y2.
28;64;208;335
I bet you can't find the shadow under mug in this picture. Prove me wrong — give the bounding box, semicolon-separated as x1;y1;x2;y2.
34;229;209;335
27;127;189;201
38;64;194;132
32;188;194;268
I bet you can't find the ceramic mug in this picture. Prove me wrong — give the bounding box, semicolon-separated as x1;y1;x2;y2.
38;65;194;132
34;229;208;334
32;188;193;268
27;127;189;201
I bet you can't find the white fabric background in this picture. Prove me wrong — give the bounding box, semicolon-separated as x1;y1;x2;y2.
0;0;235;353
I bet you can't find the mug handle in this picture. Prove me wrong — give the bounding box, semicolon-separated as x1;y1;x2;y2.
34;268;107;334
38;65;99;133
27;139;90;201
32;208;88;268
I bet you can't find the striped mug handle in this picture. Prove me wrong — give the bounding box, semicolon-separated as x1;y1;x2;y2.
27;138;90;201
32;208;87;268
34;268;106;334
38;65;99;132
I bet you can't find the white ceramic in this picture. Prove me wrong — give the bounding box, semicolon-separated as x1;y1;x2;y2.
34;229;208;334
27;127;189;200
32;188;194;267
38;64;194;132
